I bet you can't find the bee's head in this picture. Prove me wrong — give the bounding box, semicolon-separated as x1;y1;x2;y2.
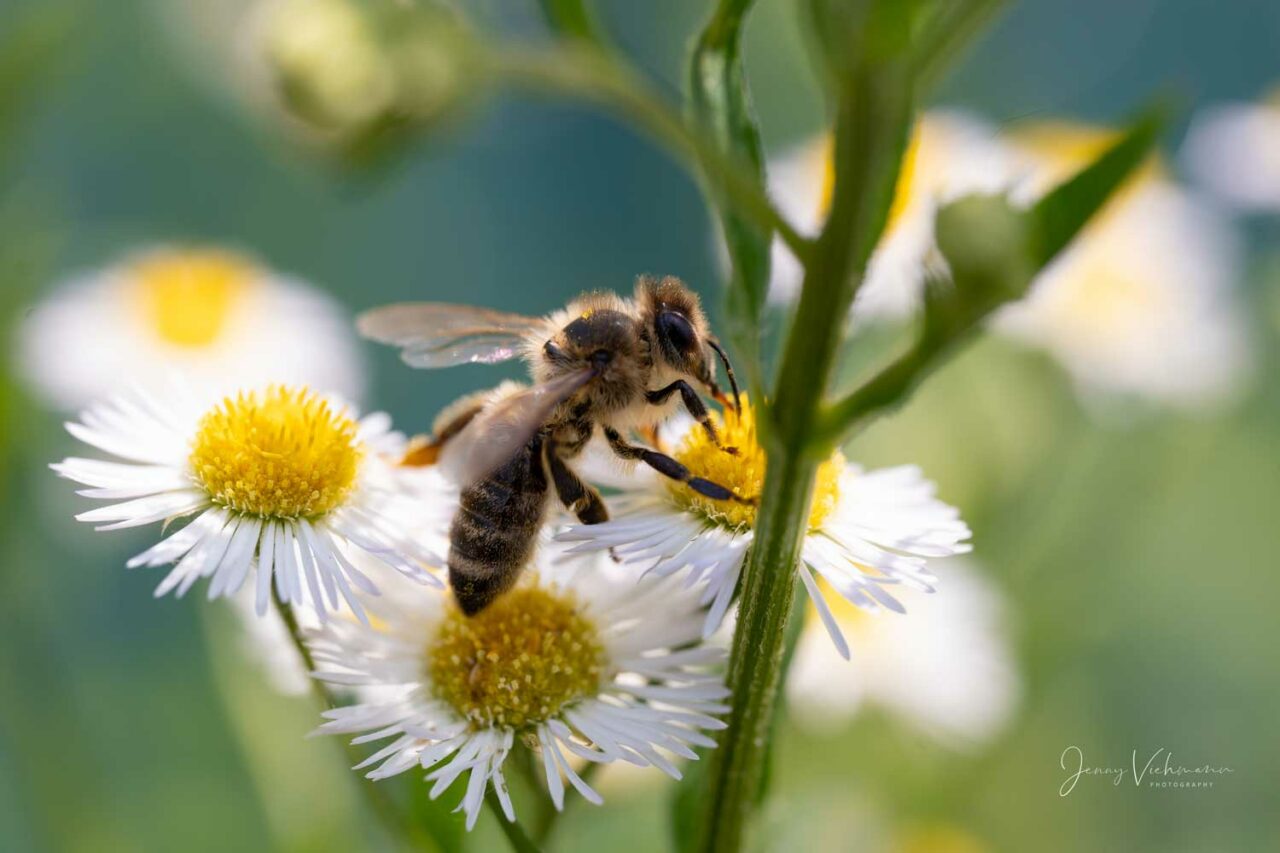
635;275;722;387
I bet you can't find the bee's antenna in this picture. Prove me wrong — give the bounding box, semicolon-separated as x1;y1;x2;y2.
708;338;741;412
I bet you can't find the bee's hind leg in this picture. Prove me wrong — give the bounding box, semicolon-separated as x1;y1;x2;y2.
545;442;618;561
400;391;488;467
545;441;609;525
603;427;756;505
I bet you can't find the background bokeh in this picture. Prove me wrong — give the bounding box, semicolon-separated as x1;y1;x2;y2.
2;1;1279;851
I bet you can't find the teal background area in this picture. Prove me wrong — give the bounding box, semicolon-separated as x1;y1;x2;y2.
2;1;1279;851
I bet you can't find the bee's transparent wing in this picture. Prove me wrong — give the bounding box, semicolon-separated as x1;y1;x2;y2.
357;303;544;368
450;368;596;486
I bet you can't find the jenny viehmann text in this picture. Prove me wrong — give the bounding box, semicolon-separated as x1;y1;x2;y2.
1059;746;1234;796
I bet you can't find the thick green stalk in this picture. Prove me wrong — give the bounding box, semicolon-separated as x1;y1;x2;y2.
694;451;816;852
695;28;914;852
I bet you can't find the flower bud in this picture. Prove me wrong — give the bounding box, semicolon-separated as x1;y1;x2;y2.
927;192;1035;338
264;0;397;131
262;0;475;139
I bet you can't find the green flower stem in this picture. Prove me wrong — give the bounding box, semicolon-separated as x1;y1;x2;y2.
271;590;440;852
486;790;543;853
695;32;914;852
485;45;811;264
816;334;944;447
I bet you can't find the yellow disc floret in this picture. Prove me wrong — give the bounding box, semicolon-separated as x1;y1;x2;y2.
190;386;363;519
428;585;605;731
131;248;255;347
669;396;844;532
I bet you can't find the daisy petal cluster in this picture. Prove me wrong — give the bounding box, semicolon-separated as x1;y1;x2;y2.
307;548;728;830
19;245;364;411
558;398;971;658
53;383;442;621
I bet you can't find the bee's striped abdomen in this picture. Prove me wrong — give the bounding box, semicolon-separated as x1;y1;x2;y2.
447;438;549;615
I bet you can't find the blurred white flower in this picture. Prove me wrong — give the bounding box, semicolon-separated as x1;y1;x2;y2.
19;245;364;411
1182;93;1280;212
558;398;971;658
787;560;1019;747
52;383;440;619
307;545;728;831
997;123;1252;409
766;110;1020;319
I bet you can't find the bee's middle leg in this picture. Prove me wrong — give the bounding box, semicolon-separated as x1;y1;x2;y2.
603;427;755;505
646;380;737;455
544;442;609;525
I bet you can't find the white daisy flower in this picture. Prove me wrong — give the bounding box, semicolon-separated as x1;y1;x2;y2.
765;110;1020;319
306;547;728;831
786;559;1019;746
996;122;1251;408
1182;91;1280;213
229;464;458;694
557;398;972;659
18;245;364;411
51;383;442;621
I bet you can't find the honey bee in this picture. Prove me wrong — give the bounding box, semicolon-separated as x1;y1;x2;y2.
358;275;750;615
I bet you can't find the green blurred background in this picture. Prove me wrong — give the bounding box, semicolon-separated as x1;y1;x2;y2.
2;0;1278;851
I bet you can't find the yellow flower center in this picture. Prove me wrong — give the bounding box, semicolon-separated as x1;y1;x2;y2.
131;249;255;348
189;386;363;519
819;121;922;236
428;585;605;731
669;396;844;532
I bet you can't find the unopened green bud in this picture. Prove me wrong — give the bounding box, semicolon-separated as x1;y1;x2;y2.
928;192;1035;338
264;0;475;139
265;0;397;131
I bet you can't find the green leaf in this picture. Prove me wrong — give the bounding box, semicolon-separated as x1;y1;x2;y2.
536;0;607;44
1028;102;1169;268
688;0;770;395
910;0;1010;90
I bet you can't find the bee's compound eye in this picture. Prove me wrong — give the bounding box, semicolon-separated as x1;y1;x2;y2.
657;311;696;354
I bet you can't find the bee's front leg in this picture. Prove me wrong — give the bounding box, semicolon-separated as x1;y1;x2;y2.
603;427;756;505
646;380;738;455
